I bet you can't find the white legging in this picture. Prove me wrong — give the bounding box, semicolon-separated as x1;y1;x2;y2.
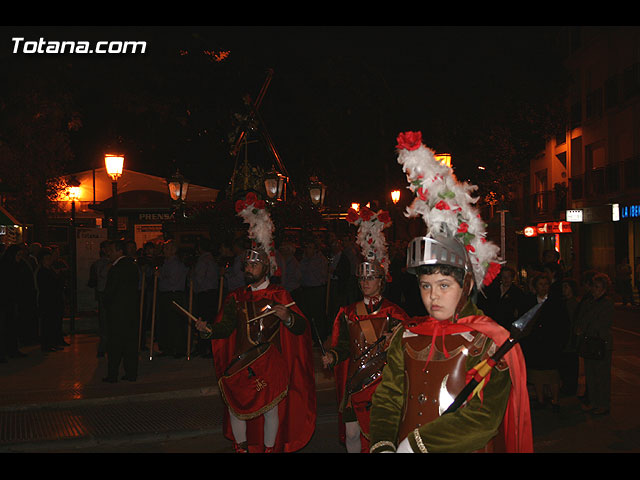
345;420;362;453
229;405;280;448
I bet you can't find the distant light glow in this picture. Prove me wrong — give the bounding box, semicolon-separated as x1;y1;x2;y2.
391;190;401;204
612;203;620;222
435;153;452;168
566;209;583;222
204;50;230;62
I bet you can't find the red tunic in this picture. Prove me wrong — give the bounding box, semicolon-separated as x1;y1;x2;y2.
211;285;316;453
329;298;411;452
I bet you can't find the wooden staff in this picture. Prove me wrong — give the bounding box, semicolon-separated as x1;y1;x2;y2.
137;271;146;352
187;278;193;360
172;300;211;333
325;274;332;316
148;269;158;360
247;301;296;324
217;272;225;311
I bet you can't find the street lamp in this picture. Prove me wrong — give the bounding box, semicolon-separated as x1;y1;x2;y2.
264;169;286;204
308;176;327;208
391;190;401;205
167;170;189;218
105;153;124;239
168;170;189;202
105;154;124;181
67;176;81;334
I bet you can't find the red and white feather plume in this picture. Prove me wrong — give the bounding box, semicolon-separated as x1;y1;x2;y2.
395;131;502;289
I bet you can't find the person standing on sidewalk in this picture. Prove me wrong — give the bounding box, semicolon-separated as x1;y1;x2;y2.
192;238;219;357
195;192;316;453
298;238;329;342
155;240;189;358
576;272;614;415
88;240;112;358
35;247;65;353
102;239;140;383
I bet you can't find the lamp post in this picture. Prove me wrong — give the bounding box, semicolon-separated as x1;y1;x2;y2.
308;176;327;209
67;178;80;333
167;170;189;219
105;154;124;239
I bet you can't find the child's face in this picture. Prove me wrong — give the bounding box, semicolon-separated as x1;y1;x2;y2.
418;272;464;321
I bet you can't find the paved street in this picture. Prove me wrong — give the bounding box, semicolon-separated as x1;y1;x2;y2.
1;304;639;454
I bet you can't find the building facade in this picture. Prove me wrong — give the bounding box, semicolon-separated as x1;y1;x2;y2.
515;26;640;295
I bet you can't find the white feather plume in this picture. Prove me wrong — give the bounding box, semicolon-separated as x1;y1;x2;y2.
395;131;502;288
346;207;392;275
235;193;278;275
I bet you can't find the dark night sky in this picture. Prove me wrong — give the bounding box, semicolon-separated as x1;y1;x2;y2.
1;25;567;207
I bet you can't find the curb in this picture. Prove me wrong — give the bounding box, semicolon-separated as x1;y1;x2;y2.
0;385;219;413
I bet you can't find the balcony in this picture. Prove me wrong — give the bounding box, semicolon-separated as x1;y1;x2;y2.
478;188;567;225
569;156;640;204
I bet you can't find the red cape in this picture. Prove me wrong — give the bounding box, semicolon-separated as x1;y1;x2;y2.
330;298;411;452
408;315;534;453
211;284;316;453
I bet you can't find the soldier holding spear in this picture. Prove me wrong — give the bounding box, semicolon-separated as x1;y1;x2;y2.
369;132;533;453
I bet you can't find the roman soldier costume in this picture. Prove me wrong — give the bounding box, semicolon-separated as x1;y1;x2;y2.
200;192;316;453
368;131;533;453
326;207;411;452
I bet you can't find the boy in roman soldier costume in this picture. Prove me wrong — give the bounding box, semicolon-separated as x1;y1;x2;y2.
322;206;411;453
195;192;316;453
369;132;533;453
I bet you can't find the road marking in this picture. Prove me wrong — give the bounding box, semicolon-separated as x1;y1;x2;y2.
616;355;640;368
612;366;640;385
613;327;640;338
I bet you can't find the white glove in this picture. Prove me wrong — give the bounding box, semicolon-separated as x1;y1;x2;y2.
396;437;415;453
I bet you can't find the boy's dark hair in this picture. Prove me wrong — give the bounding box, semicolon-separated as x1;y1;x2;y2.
415;264;466;287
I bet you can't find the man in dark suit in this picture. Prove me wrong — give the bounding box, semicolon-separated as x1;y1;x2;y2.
102;240;140;383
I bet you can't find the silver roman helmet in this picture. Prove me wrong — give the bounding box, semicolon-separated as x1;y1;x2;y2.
357;255;385;279
244;247;270;269
406;232;472;276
